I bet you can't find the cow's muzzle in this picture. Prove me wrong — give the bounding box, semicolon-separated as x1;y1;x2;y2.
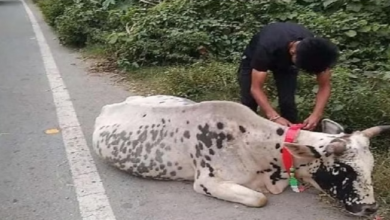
346;202;378;216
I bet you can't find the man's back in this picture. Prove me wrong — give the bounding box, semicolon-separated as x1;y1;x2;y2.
243;22;314;71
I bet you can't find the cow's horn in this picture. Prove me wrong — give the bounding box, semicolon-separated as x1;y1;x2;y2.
361;125;390;138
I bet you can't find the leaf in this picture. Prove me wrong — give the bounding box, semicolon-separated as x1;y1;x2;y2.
108;34;118;44
334;104;344;111
312;85;319;93
350;58;361;63
323;0;338;8
346;3;362;12
102;0;116;9
386;47;390;59
45;128;60;135
347;73;359;79
359;26;371;33
345;30;357;37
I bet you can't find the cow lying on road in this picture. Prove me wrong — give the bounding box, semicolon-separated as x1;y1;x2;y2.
92;95;390;217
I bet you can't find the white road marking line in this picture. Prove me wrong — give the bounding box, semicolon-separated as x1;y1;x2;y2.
21;1;117;220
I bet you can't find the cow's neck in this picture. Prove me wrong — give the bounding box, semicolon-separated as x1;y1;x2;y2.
288;129;336;181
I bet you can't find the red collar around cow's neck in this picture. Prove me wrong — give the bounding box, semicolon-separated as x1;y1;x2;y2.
282;124;304;176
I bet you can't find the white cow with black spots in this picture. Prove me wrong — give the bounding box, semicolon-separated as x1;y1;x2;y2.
92;95;390;217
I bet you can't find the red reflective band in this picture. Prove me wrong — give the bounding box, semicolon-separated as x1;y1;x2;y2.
282;124;304;176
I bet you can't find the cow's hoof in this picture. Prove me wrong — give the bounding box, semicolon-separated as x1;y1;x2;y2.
256;195;268;207
246;194;267;208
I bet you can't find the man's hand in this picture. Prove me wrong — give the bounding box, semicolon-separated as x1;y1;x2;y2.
274;117;292;127
303;113;321;130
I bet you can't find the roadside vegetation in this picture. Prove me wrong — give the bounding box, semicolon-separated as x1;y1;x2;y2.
35;0;390;217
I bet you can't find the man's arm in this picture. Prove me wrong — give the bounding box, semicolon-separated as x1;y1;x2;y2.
313;68;332;117
303;68;332;130
251;69;291;126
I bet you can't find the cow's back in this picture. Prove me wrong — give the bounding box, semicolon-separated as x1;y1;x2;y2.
92;95;277;181
92;95;200;180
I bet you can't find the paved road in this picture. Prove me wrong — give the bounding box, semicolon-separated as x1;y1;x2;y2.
0;1;360;220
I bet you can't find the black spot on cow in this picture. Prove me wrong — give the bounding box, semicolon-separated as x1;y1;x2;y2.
269;162;287;185
273;158;278;162
276;128;285;136
178;166;183;170
319;145;325;148
170;171;176;177
170;132;174;137
132;140;140;148
209;149;215;155
196;123;234;150
217;122;224;129
193;159;197;166
138;130;148;144
275;143;281;149
200;160;206;168
150;130;158;141
307;145;321;158
197;124;213;148
167;162;172;167
142;114;147;118
311;162;358;203
187;121;190;124
206;163;214;177
196;170;200;179
239;126;246;133
205;155;211;161
257;170;264;174
162;119;166;124
200;184;211;196
155;150;164;163
195;143;203;158
175;128;179;133
183;131;191;139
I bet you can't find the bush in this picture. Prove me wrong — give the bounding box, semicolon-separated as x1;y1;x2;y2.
54;2;112;47
100;0;390;71
37;0;74;27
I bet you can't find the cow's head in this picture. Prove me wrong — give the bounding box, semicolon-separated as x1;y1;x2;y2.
283;119;390;217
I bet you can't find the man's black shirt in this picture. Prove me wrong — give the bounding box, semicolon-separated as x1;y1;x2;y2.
243;22;314;73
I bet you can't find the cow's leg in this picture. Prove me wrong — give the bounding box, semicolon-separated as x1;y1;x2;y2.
193;177;267;207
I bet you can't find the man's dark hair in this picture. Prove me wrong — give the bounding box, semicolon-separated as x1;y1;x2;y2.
295;37;339;74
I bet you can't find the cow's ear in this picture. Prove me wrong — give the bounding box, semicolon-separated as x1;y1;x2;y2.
325;139;347;156
283;143;322;159
321;119;344;134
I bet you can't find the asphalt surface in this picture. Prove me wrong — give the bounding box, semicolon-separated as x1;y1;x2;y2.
0;0;360;220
